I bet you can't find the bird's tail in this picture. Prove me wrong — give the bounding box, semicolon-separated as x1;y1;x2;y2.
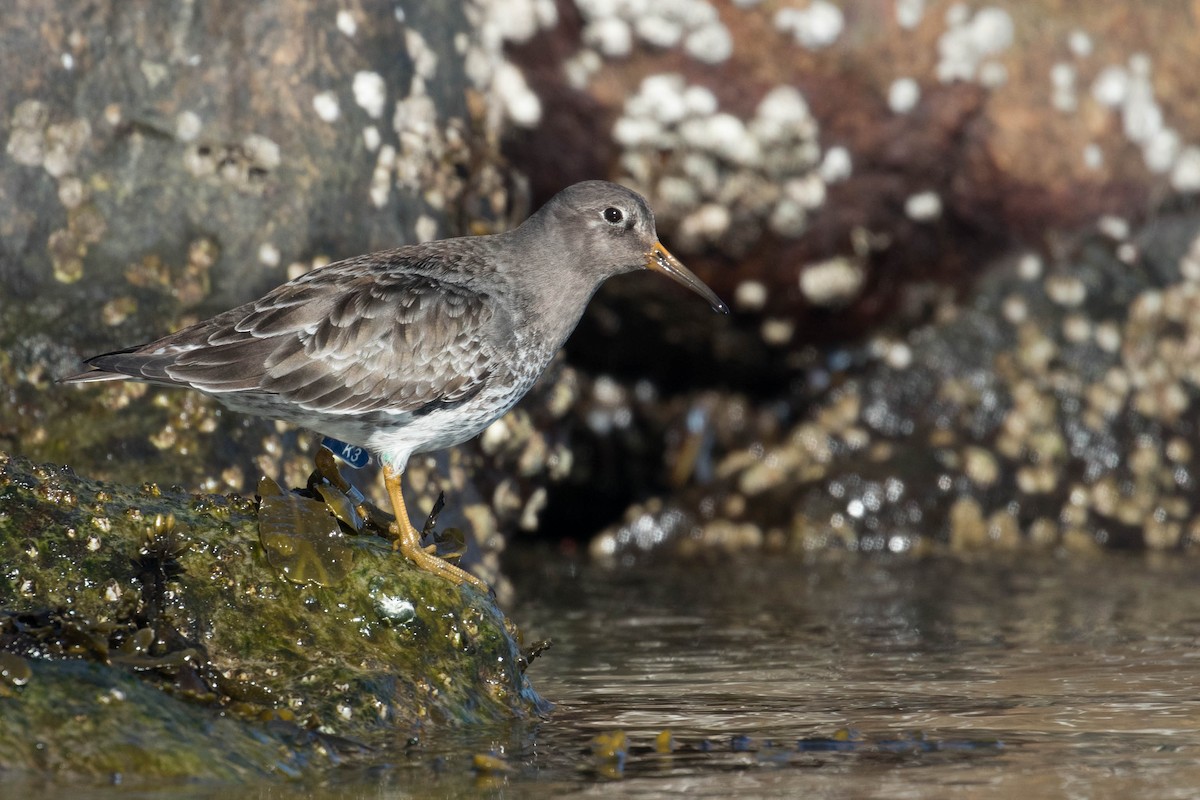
58;369;129;384
59;346;149;384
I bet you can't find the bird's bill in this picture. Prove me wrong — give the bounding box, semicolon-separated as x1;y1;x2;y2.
645;242;729;313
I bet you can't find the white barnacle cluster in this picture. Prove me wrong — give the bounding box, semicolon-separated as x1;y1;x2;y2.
613;74;827;253
1049;61;1077;113
774;0;845;50
7;98;104;284
312;90;341;123
378;3;551;213
1089;53;1200;193
887;77;921;115
390;50;443;195
352;70;388;121
895;0;926;30
373;592;416;623
798;255;864;307
1046;31;1092;117
935;5;1013;86
465;0;557;128
574;0;734;65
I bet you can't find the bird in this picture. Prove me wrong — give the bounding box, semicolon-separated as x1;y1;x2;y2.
63;180;729;593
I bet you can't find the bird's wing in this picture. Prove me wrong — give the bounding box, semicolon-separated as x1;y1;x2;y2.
69;254;504;417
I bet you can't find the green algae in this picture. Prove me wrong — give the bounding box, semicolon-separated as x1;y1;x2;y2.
0;451;546;781
0;659;349;781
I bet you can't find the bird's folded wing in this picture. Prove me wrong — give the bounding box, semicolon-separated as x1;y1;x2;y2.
76;257;502;417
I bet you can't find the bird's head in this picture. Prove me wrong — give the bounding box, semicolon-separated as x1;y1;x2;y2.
532;180;728;313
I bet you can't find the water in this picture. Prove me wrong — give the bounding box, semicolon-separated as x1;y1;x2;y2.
12;551;1200;798
489;551;1200;798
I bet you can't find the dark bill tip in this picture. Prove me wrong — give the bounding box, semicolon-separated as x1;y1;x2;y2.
645;242;729;314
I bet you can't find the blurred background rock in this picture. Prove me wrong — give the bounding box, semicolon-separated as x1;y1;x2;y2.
4;0;1199;562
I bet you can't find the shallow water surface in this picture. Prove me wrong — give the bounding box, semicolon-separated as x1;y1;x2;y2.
18;551;1200;798
483;552;1200;798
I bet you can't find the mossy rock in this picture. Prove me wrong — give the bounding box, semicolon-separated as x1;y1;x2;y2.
0;452;545;781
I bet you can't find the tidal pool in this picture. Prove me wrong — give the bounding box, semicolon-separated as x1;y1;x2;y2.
13;550;1200;798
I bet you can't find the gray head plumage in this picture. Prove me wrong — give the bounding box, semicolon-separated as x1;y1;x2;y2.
515;180;727;312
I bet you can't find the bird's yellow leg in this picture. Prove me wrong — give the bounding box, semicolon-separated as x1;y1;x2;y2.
382;464;490;594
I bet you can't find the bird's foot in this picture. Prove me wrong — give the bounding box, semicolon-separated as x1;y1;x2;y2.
383;464;492;595
391;531;491;594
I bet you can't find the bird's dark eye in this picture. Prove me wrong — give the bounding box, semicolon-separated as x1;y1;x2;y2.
603;207;624;225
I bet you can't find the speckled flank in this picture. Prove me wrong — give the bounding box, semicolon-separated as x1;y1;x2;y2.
1;2;557;550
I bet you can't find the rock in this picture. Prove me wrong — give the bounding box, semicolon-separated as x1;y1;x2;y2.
504;1;1200;384
0;451;545;779
593;212;1200;557
2;2;514;351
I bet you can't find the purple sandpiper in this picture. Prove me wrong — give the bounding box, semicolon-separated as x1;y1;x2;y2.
63;181;728;593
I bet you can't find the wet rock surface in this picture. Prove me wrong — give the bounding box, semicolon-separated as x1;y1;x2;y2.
0;452;544;779
596;213;1200;558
